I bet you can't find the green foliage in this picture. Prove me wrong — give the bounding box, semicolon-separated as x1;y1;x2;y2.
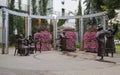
75;0;82;32
115;24;120;40
77;0;82;15
31;0;37;15
8;0;25;45
76;42;81;48
115;45;120;54
14;16;25;35
38;0;48;15
103;0;120;9
8;0;15;9
18;0;21;10
102;0;120;19
50;22;53;33
38;0;48;25
84;0;98;14
41;19;48;25
92;0;104;12
84;0;120;19
83;0;103;25
57;19;66;26
31;0;37;35
116;32;120;40
107;9;116;19
31;19;38;35
8;0;15;45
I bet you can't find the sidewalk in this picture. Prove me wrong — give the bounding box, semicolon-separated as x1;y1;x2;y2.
0;47;120;75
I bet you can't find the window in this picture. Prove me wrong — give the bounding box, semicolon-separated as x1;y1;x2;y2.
62;8;65;16
61;0;65;5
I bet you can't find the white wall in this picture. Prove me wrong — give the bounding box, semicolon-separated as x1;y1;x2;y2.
64;0;79;14
53;0;62;16
0;0;7;6
15;0;28;11
53;0;79;16
0;0;7;27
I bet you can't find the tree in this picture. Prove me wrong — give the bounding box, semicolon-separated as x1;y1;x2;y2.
16;0;24;35
84;0;120;39
84;0;95;14
74;0;82;43
31;0;37;34
8;0;15;45
57;19;66;27
38;0;48;25
84;0;120;19
31;0;37;15
8;0;25;45
18;0;21;10
8;0;15;9
84;0;120;25
75;0;82;31
101;0;120;19
92;0;104;12
115;24;120;40
83;0;99;25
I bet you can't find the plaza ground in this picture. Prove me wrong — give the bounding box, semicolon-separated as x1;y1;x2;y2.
0;47;120;75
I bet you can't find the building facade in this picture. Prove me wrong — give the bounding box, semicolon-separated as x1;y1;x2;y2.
0;0;28;44
46;0;79;16
0;0;79;43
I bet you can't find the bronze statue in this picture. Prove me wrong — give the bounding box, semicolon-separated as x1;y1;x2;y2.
105;24;118;57
96;25;110;60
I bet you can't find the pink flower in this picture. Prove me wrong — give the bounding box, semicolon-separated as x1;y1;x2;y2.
83;31;98;52
65;31;77;51
34;31;52;51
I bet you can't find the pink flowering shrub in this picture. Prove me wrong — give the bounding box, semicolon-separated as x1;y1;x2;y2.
65;31;77;51
83;31;98;53
83;32;91;49
90;32;98;52
34;33;40;39
34;31;52;51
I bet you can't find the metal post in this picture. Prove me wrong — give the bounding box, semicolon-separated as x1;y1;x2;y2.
27;0;31;37
4;9;9;54
25;17;28;37
80;17;84;50
103;15;106;30
53;18;57;50
27;16;31;37
79;18;81;50
1;9;5;54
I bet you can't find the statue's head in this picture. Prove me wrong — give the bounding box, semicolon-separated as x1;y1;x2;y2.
87;22;97;32
97;25;103;31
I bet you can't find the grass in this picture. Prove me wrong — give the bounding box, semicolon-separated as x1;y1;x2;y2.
115;45;120;54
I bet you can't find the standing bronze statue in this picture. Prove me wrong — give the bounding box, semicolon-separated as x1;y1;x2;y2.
105;24;118;57
59;31;67;51
96;26;110;60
